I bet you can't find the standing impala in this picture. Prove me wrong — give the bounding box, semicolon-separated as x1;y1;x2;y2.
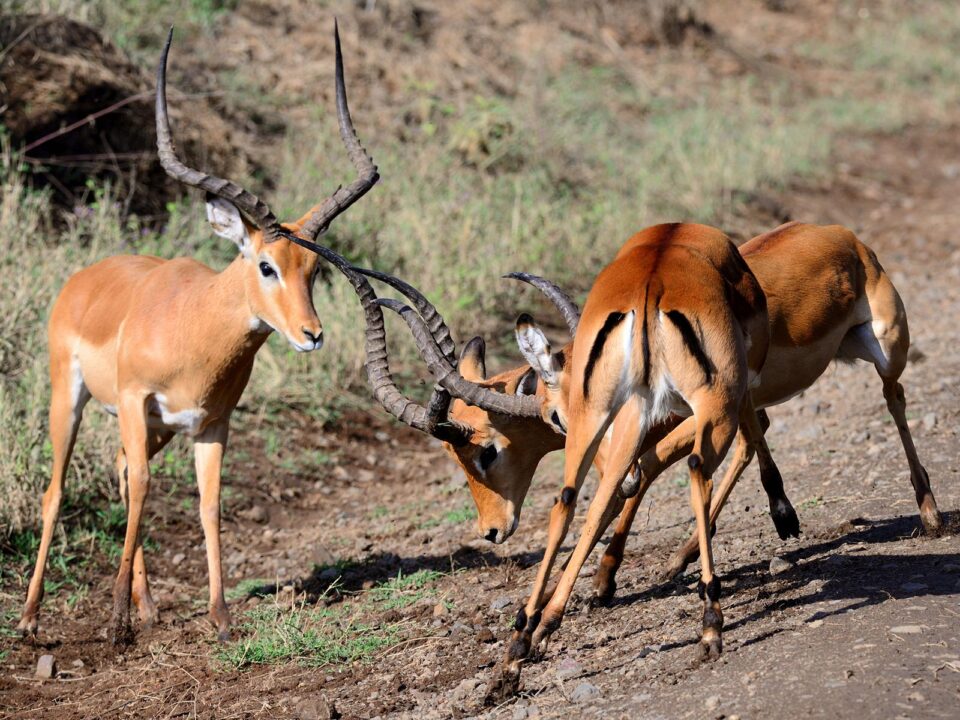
17;24;378;644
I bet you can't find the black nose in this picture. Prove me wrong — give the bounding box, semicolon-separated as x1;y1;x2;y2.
484;528;499;542
303;328;321;343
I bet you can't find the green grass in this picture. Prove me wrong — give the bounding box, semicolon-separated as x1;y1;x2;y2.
368;569;444;610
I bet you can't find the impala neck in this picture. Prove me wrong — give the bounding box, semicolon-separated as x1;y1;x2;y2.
204;256;272;362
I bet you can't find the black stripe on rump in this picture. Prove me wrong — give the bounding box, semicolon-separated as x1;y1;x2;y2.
641;284;651;386
583;311;626;399
665;310;713;384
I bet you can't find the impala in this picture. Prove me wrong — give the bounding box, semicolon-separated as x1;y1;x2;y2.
366;221;942;618
17;24;378;644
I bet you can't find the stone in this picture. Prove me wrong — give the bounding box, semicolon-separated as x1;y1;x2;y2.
900;582;928;592
769;556;794;575
476;627;495;643
171;552;186;566
432;602;448;617
555;657;583;681
491;596;512;611
35;654;56;679
890;625;924;635
570;681;600;703
922;412;937;431
246;504;268;523
705;695;721;711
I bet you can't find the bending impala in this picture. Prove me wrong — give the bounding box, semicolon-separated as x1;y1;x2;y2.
17;24;378;644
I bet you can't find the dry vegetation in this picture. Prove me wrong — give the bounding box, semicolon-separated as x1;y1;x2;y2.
0;0;959;675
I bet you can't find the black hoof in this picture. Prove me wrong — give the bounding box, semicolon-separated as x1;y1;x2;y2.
696;636;722;663
111;620;134;647
591;579;617;607
771;500;800;540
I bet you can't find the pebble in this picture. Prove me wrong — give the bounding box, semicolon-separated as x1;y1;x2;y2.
769;557;794;575
570;681;600;703
922;412;937;431
246;504;268;523
556;657;583;681
171;552;186;566
491;596;512;611
432;602;448;617
476;627;495;643
35;654;56;679
890;625;924;634
705;694;720;711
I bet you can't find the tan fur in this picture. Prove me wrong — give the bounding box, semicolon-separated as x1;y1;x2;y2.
18;211;325;644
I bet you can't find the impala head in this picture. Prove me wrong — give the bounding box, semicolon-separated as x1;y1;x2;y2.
316;265;579;543
156;23;378;353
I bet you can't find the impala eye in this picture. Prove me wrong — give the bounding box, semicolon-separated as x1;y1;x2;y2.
550;411;566;434
479;444;498;471
259;261;276;278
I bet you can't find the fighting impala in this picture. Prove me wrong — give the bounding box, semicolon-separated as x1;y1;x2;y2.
364;222;942;603
17;24;378;644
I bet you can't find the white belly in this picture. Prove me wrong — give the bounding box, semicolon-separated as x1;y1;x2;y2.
147;394;207;435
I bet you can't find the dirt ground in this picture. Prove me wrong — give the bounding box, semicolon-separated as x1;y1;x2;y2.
2;120;959;718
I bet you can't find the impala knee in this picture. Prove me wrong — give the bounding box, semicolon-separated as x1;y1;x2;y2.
697;575;722;602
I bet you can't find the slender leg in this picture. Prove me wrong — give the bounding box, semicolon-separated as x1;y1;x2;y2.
591;493;641;604
194;422;231;641
115;430;175;627
18;360;89;636
882;378;942;534
111;393;150;645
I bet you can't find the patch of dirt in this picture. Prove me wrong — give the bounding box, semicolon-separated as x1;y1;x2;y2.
2;122;958;719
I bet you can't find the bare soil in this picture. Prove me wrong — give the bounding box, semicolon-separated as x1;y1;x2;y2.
2;120;958;720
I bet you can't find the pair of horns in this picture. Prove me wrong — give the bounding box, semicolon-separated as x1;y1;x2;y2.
352;268;581;443
156;21;378;243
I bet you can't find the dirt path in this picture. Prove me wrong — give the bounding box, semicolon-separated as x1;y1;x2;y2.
2;124;959;719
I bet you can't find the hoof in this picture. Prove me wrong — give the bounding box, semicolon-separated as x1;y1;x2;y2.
661;552;692;582
110;617;134;646
771;501;801;540
217;629;231;644
921;508;944;537
484;667;521;705
591;579;617;607
695;635;722;663
17;615;38;639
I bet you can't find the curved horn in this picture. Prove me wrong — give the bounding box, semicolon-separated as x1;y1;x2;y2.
299;21;380;241
310;247;471;444
156;28;281;239
505;272;580;335
354;267;456;363
372;296;544;419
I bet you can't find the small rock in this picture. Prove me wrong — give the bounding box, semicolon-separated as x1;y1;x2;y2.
374;431;390;442
922;413;937;431
890;625;924;635
941;563;960;573
512;702;529;720
35;655;56;679
491;596;512;611
451;677;482;702
356;469;375;483
331;466;350;481
705;695;720;711
900;582;928;592
432;602;448;618
246;504;268;523
476;627;495;643
449;621;472;638
171;552;186;566
71;659;84;669
769;557;794;575
556;657;583;681
808;619;824;628
570;681;600;703
907;691;926;702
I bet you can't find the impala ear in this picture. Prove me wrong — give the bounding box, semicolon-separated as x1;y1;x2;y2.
515;313;562;389
206;196;254;255
515;367;539;396
459;336;487;382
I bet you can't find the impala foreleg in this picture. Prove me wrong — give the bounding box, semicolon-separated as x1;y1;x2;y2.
111;395;151;645
194;422;231;641
18;363;89;637
528;397;646;657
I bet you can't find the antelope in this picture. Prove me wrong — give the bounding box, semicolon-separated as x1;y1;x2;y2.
17;24;378;645
366;222;942;620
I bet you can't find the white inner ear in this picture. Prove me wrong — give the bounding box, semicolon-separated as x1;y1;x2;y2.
206;198;250;254
516;325;560;389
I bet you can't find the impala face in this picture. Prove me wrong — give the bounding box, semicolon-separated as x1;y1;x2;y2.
207;198;323;352
442;338;564;543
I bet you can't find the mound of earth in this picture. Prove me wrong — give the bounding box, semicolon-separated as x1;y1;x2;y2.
0;15;251;220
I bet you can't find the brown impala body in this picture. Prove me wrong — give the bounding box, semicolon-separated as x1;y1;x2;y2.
18;25;378;644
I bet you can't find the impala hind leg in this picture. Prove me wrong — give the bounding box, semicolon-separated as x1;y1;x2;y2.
686;395;741;663
111;394;150;645
18;359;89;637
194;422;231;641
115;430;175;627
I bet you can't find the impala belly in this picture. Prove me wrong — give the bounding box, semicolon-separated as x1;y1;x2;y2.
147;394;208;436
